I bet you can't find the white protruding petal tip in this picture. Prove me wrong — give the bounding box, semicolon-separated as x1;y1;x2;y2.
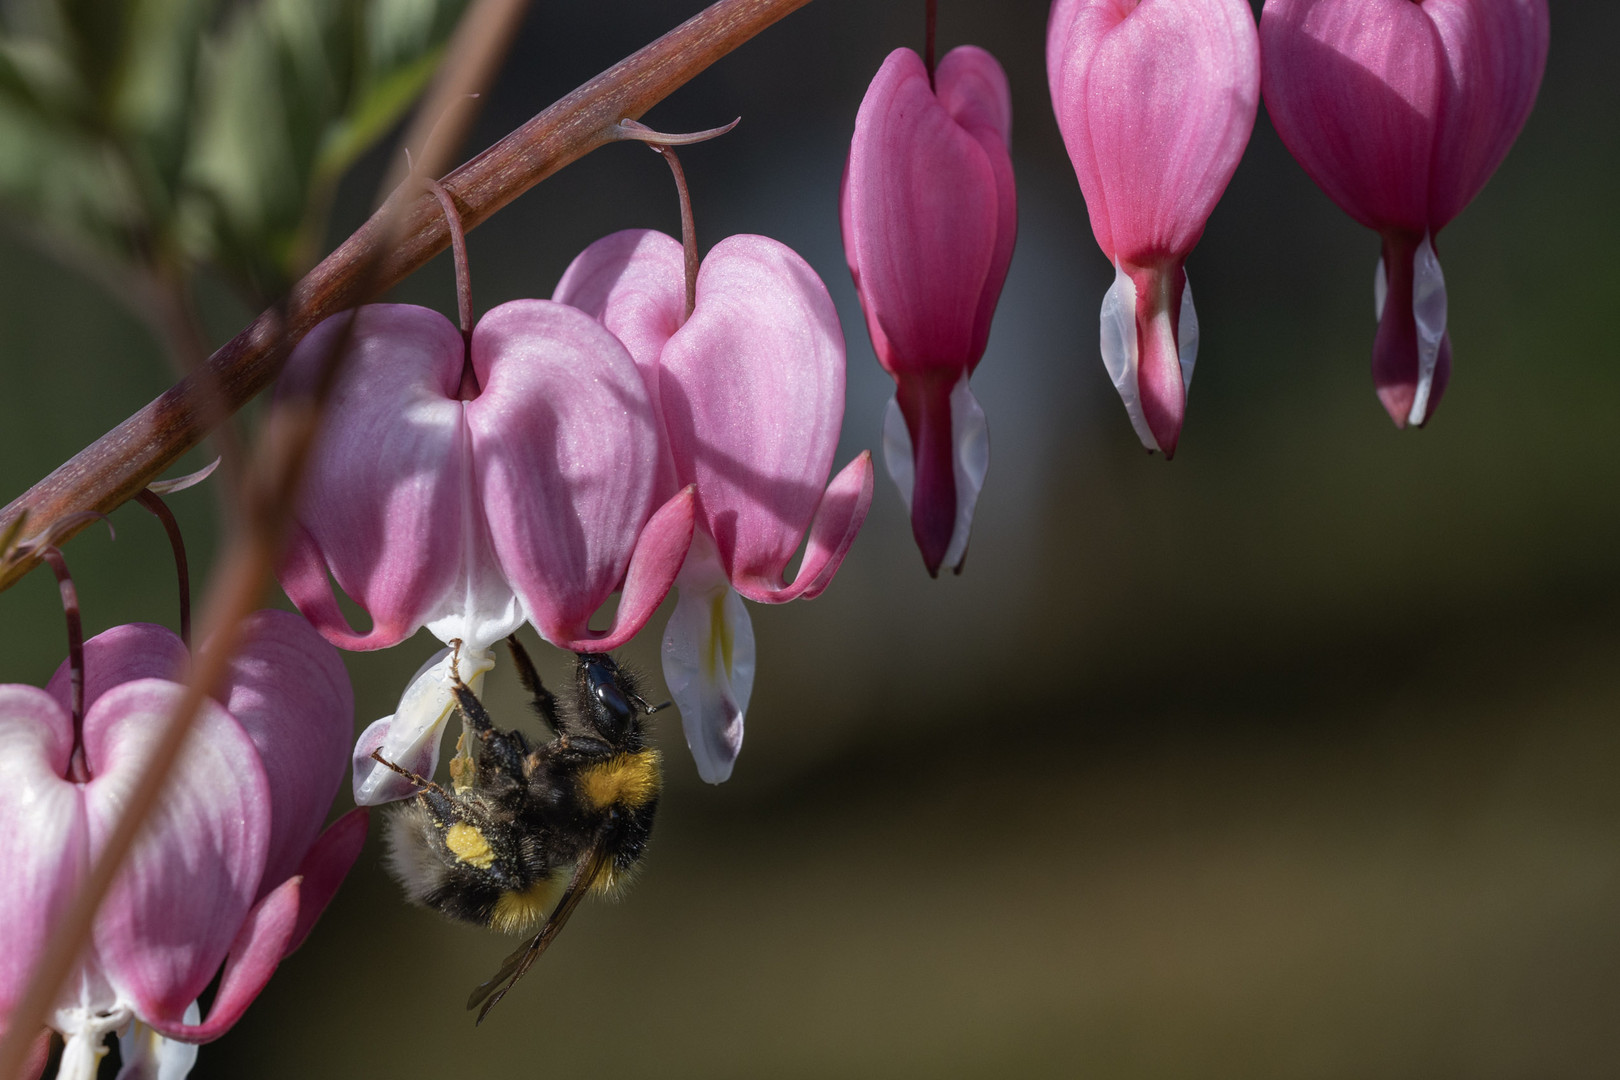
1177;275;1199;395
881;394;915;511
1407;232;1449;427
1099;263;1158;453
351;646;495;805
942;374;989;572
115;1002;200;1080
662;565;756;785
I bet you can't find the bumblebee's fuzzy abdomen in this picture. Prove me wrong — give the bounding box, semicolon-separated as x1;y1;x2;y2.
384;799;561;929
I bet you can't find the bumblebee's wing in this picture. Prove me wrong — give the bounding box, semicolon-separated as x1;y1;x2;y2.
467;841;611;1023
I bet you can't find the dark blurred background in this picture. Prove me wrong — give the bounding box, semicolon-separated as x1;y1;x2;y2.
4;0;1619;1076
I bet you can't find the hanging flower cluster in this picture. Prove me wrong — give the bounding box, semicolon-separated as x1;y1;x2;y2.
279;299;697;802
281;204;870;789
0;614;364;1077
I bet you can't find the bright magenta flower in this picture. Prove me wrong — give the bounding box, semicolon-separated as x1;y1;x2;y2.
556;230;873;782
277;302;695;803
841;45;1016;575
1048;0;1260;458
0;615;365;1078
1261;0;1549;427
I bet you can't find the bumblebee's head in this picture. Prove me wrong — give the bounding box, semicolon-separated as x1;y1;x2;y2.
576;652;639;743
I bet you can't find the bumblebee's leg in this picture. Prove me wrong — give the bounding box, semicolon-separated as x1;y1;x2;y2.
442;646;534;778
447;678;532;777
369;749;449;797
505;634;561;733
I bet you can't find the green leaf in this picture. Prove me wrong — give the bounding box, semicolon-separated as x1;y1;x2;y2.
182;0;470;298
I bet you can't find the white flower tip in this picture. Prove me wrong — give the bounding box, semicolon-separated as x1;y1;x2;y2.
1099;264;1159;453
662;583;756;784
1407;233;1449;427
350;646;496;805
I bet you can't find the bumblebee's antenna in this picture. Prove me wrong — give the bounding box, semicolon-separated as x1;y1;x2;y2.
467;842;612;1023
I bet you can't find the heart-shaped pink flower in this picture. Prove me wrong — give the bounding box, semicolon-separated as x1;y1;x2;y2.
842;44;1016;575
1260;0;1549;426
1048;0;1260;458
557;230;873;782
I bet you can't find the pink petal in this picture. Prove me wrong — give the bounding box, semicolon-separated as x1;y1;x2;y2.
468;299;669;650
1050;0;1259;262
546;485;696;653
83;681;272;1025
659;236;851;594
552;228;686;500
0;686;87;1013
842;48;1002;375
787;452;874;601
1260;0;1443;234
140;875;300;1043
276;305;473;651
282;808;369;955
21;1028;49;1080
44;623;188;718
211;610;354;891
936;45;1018;371
553;228;686;389
1423;0;1549;230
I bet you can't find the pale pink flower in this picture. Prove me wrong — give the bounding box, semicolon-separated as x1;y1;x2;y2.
1048;0;1260;457
277;302;694;803
1261;0;1549;427
557;230;873;782
0;615;365;1078
842;44;1016;575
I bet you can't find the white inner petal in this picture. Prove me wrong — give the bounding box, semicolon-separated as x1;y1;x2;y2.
1177;274;1199;395
1374;255;1388;322
661;535;756;785
352;645;495;805
1099;262;1159;453
1408;232;1449;427
114;1001;200;1080
423;406;524;653
881;394;915;511
942;373;989;573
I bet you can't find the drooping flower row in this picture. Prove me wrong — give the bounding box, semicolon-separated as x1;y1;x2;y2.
280;232;872;793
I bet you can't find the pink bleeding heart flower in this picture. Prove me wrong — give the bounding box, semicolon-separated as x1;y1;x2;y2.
277;302;695;804
841;44;1016;575
0;614;365;1078
1048;0;1260;458
556;230;874;783
1260;0;1549;428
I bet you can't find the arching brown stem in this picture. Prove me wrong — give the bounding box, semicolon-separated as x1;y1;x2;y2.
0;0;817;595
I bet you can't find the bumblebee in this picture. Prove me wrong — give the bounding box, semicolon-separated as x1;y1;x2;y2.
377;637;664;1022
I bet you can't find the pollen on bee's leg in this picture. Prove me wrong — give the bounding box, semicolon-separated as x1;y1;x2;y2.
445;822;495;869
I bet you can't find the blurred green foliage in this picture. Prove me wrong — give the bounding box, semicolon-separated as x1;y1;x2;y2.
0;0;466;305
